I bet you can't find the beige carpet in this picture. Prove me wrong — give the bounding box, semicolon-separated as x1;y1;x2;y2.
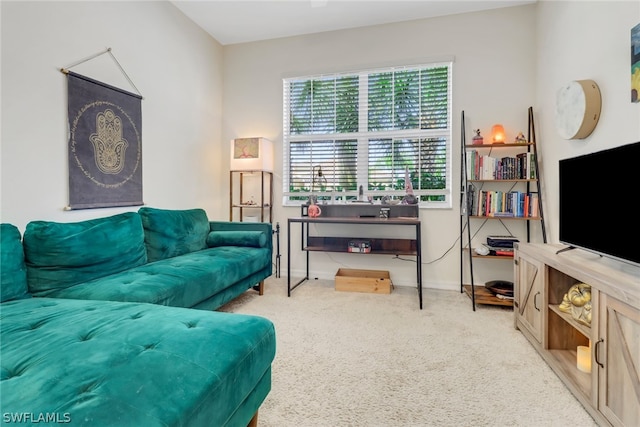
220;277;598;427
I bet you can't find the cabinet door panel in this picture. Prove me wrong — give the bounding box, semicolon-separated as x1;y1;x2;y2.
515;253;544;343
599;294;640;426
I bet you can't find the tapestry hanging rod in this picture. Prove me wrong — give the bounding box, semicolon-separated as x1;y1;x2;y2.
60;47;142;98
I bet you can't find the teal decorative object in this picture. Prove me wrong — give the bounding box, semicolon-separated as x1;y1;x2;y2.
207;231;268;248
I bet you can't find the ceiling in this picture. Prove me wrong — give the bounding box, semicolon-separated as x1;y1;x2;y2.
171;0;536;45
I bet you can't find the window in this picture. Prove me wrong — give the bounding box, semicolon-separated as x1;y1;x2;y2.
283;62;452;208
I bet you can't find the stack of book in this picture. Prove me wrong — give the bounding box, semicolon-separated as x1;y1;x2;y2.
466;186;540;218
465;151;537;180
483;235;519;257
481;244;514;257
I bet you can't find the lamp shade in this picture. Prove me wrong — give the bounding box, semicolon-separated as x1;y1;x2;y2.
230;138;273;171
491;124;506;144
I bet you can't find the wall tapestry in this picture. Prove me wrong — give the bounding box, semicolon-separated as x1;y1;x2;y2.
67;71;143;209
632;22;640;103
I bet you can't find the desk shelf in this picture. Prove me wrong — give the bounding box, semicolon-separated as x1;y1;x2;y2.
305;236;417;254
287;212;423;309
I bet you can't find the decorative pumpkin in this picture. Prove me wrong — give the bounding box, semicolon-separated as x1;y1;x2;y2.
558;283;592;326
568;282;591;306
574;300;592;326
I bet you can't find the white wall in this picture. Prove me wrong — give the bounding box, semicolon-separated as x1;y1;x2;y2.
222;5;539;288
536;0;640;243
1;1;225;232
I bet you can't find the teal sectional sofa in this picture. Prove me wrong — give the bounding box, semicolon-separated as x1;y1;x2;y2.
23;207;273;310
0;208;276;426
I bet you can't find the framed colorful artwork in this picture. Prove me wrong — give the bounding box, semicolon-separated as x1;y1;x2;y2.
230;138;274;171
233;137;260;159
632;22;640;103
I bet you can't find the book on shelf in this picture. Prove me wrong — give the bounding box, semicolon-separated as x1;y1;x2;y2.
481;155;496;180
530;193;539;217
515;152;537;179
466;151;537;180
529;153;537;179
467;188;540;218
465;151;478;180
481;244;515;257
490;211;514;218
486;235;519;248
465;184;475;215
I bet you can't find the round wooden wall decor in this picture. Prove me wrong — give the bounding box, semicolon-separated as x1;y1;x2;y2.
554;79;602;140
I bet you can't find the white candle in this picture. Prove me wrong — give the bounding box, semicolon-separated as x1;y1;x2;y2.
577;345;591;373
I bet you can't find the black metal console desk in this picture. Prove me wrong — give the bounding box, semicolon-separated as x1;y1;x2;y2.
287;211;423;309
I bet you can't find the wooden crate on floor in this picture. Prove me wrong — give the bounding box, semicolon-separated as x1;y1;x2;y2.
335;268;392;294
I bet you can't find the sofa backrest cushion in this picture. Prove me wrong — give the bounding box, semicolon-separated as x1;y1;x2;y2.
1;223;30;302
138;207;209;262
23;212;147;295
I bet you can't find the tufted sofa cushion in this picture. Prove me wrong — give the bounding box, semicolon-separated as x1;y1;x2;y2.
139;207;209;262
23;212;147;296
1;224;30;302
44;245;272;308
0;297;276;426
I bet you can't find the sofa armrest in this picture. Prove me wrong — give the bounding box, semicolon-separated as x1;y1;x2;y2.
208;222;273;250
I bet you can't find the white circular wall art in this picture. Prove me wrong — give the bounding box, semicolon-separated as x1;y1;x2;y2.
554;80;601;140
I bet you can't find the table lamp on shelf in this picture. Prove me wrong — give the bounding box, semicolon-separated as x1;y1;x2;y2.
230;137;273;171
491;124;506;144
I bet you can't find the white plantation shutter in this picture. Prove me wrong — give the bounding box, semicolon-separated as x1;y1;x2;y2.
283;61;452;207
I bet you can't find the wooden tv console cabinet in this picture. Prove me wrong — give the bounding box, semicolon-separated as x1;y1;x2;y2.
514;243;640;426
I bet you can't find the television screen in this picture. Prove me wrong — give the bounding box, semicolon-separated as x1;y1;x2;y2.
559;141;640;267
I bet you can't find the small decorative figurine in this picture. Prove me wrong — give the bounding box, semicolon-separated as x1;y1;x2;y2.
472;129;484;145
514;132;527;144
401;167;419;205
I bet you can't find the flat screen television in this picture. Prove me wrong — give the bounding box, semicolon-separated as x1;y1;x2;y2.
559;141;640;267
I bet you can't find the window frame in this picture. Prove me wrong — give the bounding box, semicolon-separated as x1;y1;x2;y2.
282;61;453;209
